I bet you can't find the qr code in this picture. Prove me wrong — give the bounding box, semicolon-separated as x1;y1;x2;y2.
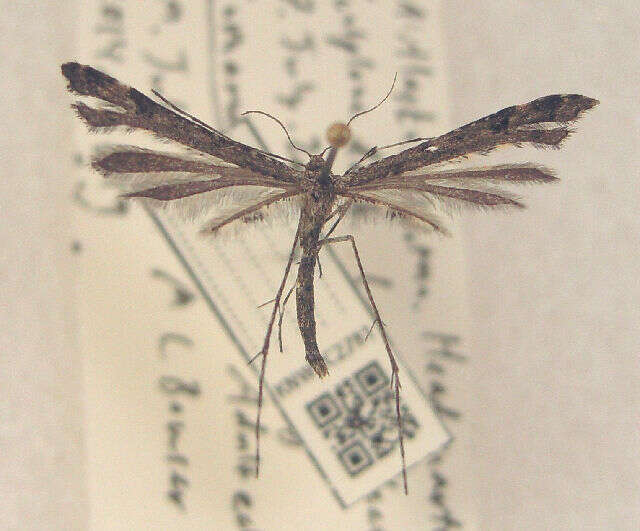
306;361;419;477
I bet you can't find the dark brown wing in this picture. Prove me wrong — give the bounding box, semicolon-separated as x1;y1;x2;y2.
336;163;560;233
346;163;558;207
61;62;299;184
91;145;299;197
86;144;303;234
344;94;598;187
95;147;303;234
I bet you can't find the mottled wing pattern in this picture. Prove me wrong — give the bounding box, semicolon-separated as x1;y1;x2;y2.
345;94;598;185
62;63;304;234
62;62;299;182
339;94;598;230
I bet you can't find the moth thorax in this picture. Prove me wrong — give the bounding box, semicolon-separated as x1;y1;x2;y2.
326;122;351;148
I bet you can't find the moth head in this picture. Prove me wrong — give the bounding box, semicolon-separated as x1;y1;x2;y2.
326;122;351;148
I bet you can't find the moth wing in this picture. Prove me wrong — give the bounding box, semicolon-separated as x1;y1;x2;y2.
87;144;303;234
345;94;598;187
61;62;299;184
62;63;306;235
337;191;447;234
337;163;560;233
198;189;302;236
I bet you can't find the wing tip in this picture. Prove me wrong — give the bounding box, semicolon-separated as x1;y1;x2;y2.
61;62;103;95
60;61;80;80
537;93;600;123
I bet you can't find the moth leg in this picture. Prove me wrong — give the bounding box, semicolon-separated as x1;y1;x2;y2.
257;297;276;309
322;199;353;241
277;285;296;353
316;201;352;281
314;200;354;280
253;225;302;478
317;234;408;494
364;318;377;341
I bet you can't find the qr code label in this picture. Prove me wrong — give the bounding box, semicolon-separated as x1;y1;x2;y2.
306;361;419;477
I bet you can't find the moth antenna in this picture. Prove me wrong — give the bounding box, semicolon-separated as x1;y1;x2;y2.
151;90;304;167
344;137;431;176
242;110;312;157
346;72;398;126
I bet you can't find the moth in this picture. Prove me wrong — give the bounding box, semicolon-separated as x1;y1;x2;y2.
62;62;598;493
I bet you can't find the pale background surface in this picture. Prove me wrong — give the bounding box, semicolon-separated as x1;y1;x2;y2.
1;1;638;530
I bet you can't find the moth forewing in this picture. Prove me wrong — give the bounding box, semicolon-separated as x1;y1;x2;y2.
62;62;301;183
92;146;228;176
345;94;599;187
